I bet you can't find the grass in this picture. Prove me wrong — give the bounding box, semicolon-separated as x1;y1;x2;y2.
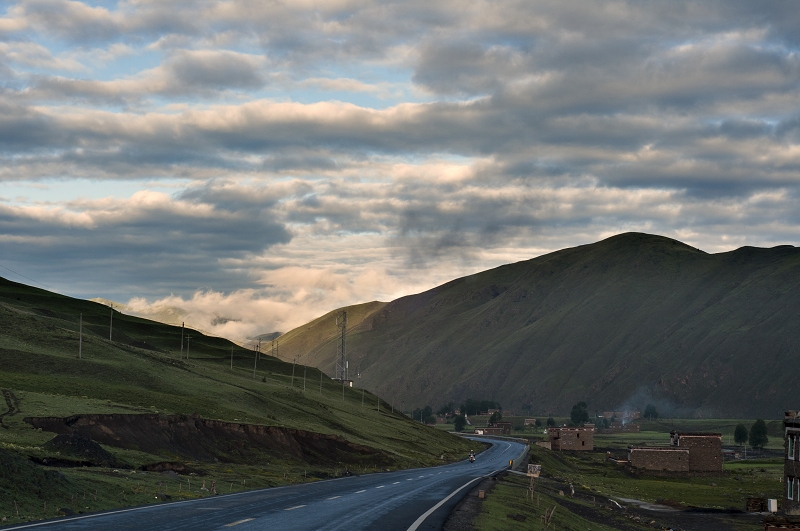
0;277;473;525
471;441;782;531
473;474;639;531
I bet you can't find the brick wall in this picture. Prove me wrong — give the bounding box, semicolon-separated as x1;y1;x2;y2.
629;447;689;472
549;427;594;451
677;434;722;472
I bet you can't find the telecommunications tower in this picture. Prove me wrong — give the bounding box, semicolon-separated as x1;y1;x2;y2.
335;310;347;382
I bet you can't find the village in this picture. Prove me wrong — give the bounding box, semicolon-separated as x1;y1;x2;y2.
429;407;800;530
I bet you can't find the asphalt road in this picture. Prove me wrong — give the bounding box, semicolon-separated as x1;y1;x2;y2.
4;438;527;531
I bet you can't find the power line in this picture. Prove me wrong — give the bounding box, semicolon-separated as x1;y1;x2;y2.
0;262;55;290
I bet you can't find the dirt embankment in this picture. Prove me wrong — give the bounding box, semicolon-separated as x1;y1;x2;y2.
25;414;389;466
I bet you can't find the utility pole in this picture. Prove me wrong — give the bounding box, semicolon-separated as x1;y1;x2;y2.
319;371;322;394
230;346;233;370
257;339;261;361
78;313;82;360
362;388;364;408
186;335;191;359
180;322;184;359
336;311;347;381
303;365;307;391
253;343;258;378
291;358;296;387
109;303;113;341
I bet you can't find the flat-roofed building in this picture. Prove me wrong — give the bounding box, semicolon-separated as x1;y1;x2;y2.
548;426;594;451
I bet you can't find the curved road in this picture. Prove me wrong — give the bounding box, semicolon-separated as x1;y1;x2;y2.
4;438;526;531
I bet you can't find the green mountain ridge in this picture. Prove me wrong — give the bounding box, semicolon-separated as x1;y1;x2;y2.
280;232;800;418
0;276;470;466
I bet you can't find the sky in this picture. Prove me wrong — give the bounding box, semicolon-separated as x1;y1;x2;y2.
1;0;800;342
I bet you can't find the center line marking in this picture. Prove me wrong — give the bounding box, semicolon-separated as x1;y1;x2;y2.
406;478;412;481
284;505;306;511
356;489;366;493
326;496;341;500
225;518;254;527
393;481;400;484
376;485;384;488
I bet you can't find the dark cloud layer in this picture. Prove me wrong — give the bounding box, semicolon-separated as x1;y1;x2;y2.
1;1;799;336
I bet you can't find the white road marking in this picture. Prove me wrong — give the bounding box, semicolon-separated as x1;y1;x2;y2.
356;489;366;493
393;481;400;484
406;478;412;481
326;496;341;500
284;505;306;511
376;485;384;489
225;518;255;527
407;470;504;531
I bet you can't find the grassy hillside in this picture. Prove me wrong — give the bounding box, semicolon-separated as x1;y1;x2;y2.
282;232;800;418
0;276;472;523
274;301;386;375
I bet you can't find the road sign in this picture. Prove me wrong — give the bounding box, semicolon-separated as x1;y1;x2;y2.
527;464;541;477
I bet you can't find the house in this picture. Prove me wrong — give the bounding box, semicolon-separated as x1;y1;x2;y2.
548;426;594;451
628;431;722;475
493;421;512;434
782;411;800;515
598;421;641;434
524;418;537;426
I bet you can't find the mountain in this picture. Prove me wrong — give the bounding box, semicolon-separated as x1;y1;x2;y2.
279;233;800;418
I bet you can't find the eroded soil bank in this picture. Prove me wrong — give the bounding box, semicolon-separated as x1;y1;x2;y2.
25;413;389;466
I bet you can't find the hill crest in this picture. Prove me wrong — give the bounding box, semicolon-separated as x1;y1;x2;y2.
280;232;800;418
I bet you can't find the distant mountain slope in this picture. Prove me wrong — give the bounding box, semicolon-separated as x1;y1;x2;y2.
285;233;800;418
276;301;387;373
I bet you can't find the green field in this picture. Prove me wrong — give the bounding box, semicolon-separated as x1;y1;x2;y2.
470;435;782;531
0;277;472;525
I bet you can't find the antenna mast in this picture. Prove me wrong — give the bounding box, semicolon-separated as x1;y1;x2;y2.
336;311;347;381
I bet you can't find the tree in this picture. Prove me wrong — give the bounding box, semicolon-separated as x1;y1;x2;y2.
453;415;467;432
644;404;659;420
546;416;556;427
570;401;589;426
488;411;502;425
412;406;434;423
734;423;748;446
534;419;542;427
749;419;769;449
437;402;455;416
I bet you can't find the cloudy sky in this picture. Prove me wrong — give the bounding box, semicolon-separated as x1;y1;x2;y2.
2;0;799;341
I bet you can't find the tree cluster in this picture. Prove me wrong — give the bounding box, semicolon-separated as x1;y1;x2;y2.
569;401;589;426
412;405;435;424
733;420;769;448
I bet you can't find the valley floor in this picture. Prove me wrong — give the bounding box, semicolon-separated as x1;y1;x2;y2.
457;442;780;531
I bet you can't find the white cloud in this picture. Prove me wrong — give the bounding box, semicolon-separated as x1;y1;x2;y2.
1;0;800;342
